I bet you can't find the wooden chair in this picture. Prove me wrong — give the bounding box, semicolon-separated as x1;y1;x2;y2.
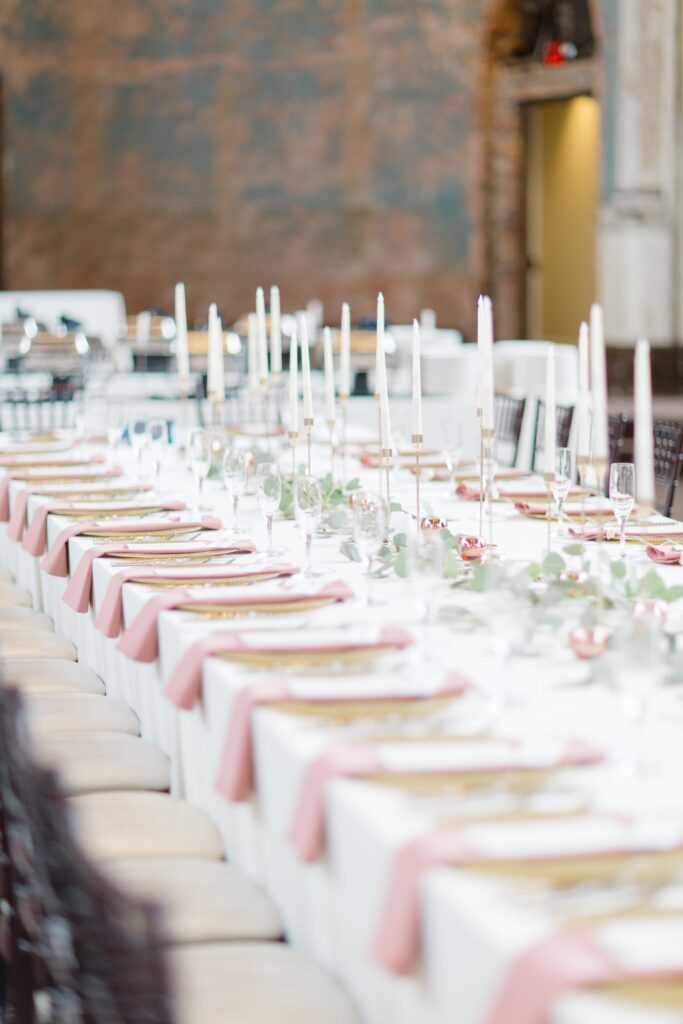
608;413;633;465
494;394;526;468
654;420;683;518
0;384;81;433
531;399;575;473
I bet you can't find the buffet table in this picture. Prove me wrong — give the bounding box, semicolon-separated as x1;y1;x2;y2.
2;428;683;1024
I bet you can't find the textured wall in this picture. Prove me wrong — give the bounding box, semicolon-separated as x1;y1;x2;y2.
0;0;486;331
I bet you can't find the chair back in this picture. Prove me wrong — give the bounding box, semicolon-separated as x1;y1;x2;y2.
494;394;526;468
531;399;575;473
0;686;173;1024
654;420;683;518
0;382;81;432
608;413;633;466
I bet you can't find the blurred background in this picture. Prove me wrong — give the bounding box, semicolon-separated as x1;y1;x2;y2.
0;0;680;392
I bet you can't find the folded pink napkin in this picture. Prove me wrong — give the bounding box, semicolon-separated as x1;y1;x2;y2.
59;539;251;611
483;930;683;1024
290;738;602;869
646;544;682;565
164;627;413;711
21;500;187;557
516;501;610;518
0;463;120;520
216;673;469;804
93;561;296;638
40;515;222;577
114;573;348;655
6;482;155;541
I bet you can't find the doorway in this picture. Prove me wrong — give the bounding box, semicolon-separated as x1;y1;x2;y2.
525;95;600;343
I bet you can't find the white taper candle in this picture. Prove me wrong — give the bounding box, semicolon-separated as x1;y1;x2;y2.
174;282;190;388
412;318;422;437
634;338;655;508
577;321;590;463
340;302;351;399
590;303;608;466
323;326;335;424
288;322;299;435
544;346;556;477
247;312;259;395
256;286;268;387
299;313;313;422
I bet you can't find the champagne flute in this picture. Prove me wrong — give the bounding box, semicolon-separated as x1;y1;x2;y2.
223;448;247;534
256;462;282;555
129;419;147;466
352;491;386;605
553;447;572;534
188;428;211;511
294;475;322;578
609;462;635;558
146;419;167;482
441;419;462;488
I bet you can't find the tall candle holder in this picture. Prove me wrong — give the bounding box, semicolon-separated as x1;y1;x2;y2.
179;382;190;454
577;455;590;568
412;433;423;533
327;419;336;480
593;458;608;616
482;427;495;549
288;430;298;479
477;408;484;537
304;417;313;475
543;471;554;554
339;395;348;485
381;448;393;511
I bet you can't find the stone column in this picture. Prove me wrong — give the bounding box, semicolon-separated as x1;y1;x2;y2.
597;0;679;347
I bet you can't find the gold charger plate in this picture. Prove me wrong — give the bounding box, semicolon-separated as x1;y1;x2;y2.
217;643;400;669
107;549;234;563
52;505;165;519
137;573;284;589
178;595;337;616
83;526;201;541
268;693;460;722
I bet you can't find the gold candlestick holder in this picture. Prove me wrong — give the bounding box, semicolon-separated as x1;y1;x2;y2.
593;458;608;616
477;408;484;537
339;395;348;485
544;471;554;554
577;454;590;568
412;433;423;532
381;447;392;510
482;427;495;548
304;417;313;475
327;419;336;480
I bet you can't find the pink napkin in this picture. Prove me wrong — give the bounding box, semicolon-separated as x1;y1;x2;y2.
60;539;251;612
115;574;348;657
0;462;119;521
516;501;607;518
40;515;222;577
6;482;154;541
646;544;682;565
164;627;413;711
96;561;299;638
216;672;469;804
21;500;187;557
569;524;683;543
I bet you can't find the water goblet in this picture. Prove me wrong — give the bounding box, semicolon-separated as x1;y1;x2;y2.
188;428;212;510
553;447;572;534
294;475;322;577
106;402;125;453
129;419;148;466
256;462;282;555
223;448;247;533
609;462;635;558
441;419;463;488
352;491;386;605
146;419;167;482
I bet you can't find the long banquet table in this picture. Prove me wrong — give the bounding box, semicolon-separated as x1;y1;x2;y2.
3;426;683;1024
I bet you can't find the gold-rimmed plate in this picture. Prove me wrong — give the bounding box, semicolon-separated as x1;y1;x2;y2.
217;643;401;670
85;526;202;541
177;595;338;617
52;505;166;519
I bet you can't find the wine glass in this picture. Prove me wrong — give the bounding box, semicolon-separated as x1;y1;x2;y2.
106;402;125;453
256;462;282;555
352;491;386;605
553;447;572;534
406;531;443;657
609;462;635;558
441;419;462;488
146;419;167;482
188;428;212;510
294;475;322;577
223;448;247;534
129;419;147;466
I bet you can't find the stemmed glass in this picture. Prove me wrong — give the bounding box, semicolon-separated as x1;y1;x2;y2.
552;447;572;534
187;428;211;511
223;448;247;534
609;462;635;558
352;491;386;605
129;419;148;466
406;531;443;657
256;462;282;555
146;419;167;482
294;475;322;578
106;402;125;453
441;420;462;488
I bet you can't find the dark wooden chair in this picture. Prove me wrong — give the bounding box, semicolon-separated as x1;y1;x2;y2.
531;399;575;473
654;420;683;518
0;686;172;1024
608;413;633;466
494;394;526;468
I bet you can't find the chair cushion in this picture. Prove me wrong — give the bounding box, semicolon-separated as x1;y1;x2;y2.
33;731;170;795
169;943;360;1024
68;791;225;862
0;632;76;660
3;659;105;695
0;607;53;630
102;859;282;945
0;583;32;607
25;693;140;736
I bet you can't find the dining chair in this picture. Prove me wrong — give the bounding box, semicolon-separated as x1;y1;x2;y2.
531;399;575;473
653;419;683;518
608;413;633;465
0;384;81;433
494;394;526;468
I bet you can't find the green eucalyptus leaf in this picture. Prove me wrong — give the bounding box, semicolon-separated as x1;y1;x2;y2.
610;560;626;580
541;552;566;576
563;543;583;556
